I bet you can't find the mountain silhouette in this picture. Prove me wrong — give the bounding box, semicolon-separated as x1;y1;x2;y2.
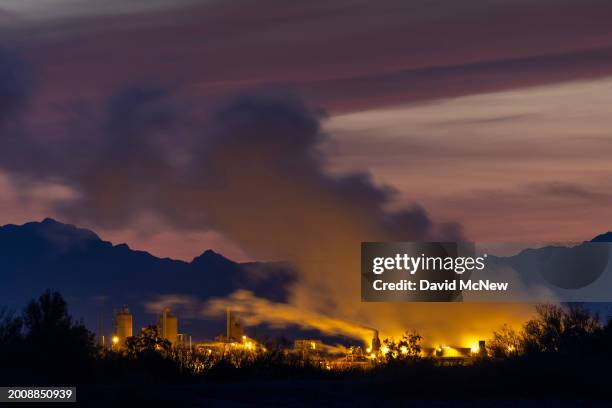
0;218;296;340
590;232;612;242
2;219;610;342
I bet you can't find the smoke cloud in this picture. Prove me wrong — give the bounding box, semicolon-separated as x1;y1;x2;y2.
0;81;533;345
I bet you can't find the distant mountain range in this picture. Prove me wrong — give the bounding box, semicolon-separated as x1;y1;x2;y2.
0;218;296;340
1;218;611;341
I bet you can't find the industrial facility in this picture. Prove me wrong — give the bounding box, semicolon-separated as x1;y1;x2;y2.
106;306;191;350
196;308;265;355
102;305;486;367
111;306;133;348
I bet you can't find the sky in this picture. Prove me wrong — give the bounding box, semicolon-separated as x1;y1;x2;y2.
2;0;612;261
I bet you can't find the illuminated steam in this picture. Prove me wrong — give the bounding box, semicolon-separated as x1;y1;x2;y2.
205;290;375;344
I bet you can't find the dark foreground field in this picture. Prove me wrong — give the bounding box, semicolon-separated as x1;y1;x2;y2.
77;378;610;407
3;292;611;407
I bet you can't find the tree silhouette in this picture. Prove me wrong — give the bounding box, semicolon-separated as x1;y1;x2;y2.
382;330;422;360
521;304;602;355
22;290;96;382
488;324;521;357
0;308;24;383
125;325;171;356
0;308;22;347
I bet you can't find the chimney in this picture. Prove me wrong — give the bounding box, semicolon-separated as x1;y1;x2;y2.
226;307;231;341
371;330;381;352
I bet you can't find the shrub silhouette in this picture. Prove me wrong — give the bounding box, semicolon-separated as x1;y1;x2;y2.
521;303;602;355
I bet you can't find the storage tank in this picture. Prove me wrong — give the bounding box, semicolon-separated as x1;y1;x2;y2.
114;306;133;347
159;308;178;345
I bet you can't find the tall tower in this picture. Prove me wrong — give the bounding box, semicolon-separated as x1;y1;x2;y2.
226;308;244;342
159;308;178;345
371;330;381;353
113;306;133;348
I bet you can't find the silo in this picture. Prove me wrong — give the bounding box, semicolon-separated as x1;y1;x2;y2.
159;308;178;345
114;306;133;347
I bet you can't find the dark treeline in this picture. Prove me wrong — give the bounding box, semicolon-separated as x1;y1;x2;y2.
1;291;611;405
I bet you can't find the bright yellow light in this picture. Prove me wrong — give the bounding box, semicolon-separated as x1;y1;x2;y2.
242;335;247;341
507;345;515;352
400;346;408;355
311;342;316;350
380;345;389;355
369;353;376;359
366;347;372;353
470;343;479;354
112;336;119;344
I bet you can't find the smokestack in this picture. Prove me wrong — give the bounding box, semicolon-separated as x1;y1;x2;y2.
97;312;104;347
226;307;231;341
371;330;381;353
224;307;245;341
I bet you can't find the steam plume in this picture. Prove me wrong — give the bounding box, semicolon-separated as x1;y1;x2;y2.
0;85;533;344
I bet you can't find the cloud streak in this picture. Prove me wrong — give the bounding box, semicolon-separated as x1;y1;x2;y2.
7;0;612;113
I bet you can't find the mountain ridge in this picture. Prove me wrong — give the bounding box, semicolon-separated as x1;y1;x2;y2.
2;218;610;340
0;218;296;340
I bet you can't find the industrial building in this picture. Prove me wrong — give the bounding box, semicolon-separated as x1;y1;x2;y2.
421;340;486;365
293;339;324;360
108;306;191;350
225;308;245;342
111;306;133;348
105;305;486;367
158;307;178;345
197;308;265;355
